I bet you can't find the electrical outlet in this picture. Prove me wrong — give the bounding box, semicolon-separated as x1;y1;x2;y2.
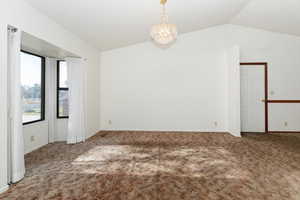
108;120;112;125
284;122;288;127
214;122;218;127
30;136;35;142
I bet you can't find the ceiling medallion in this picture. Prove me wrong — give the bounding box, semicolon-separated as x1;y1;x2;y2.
150;0;178;45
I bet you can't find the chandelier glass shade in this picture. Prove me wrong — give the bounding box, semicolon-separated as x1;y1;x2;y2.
150;0;177;45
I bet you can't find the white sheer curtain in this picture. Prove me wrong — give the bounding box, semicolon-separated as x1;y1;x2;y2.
66;58;87;144
7;28;25;183
46;58;57;143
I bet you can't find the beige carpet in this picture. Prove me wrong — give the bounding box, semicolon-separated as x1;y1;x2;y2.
1;131;300;200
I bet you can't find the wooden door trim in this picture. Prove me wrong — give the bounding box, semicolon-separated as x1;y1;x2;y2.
240;62;269;133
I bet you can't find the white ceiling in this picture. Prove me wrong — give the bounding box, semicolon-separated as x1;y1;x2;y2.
24;0;300;51
231;0;300;37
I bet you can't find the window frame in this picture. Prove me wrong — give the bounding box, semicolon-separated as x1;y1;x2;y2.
57;60;69;119
21;50;46;125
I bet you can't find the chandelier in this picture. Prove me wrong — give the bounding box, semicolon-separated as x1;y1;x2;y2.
150;0;178;45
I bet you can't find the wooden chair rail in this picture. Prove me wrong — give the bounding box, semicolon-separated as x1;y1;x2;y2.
267;100;300;103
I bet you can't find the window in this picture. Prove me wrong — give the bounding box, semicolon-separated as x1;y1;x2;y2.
57;60;69;118
21;51;45;125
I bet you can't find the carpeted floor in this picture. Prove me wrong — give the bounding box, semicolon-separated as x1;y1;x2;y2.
1;131;300;200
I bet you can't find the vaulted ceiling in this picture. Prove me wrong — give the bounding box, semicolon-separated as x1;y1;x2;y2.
24;0;300;51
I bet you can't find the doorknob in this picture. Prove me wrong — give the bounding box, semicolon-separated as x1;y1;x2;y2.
261;99;266;102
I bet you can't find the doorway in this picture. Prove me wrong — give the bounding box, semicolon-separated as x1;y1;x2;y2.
240;63;268;133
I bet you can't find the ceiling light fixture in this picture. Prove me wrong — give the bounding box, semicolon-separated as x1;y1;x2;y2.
150;0;178;45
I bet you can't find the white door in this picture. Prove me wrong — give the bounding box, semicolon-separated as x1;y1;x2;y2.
240;66;265;132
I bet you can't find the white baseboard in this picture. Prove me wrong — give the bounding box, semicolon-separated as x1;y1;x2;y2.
99;129;229;133
0;185;9;194
100;128;228;132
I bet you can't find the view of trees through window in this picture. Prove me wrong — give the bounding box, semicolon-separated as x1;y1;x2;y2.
21;51;45;124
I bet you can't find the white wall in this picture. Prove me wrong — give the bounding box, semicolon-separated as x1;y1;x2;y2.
226;46;241;137
228;25;300;100
55;120;68;141
0;22;9;194
0;0;100;192
100;24;300;133
228;25;300;131
269;104;300;131
100;26;229;132
23;122;49;154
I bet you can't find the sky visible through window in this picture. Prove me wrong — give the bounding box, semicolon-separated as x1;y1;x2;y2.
21;52;41;87
59;61;68;87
